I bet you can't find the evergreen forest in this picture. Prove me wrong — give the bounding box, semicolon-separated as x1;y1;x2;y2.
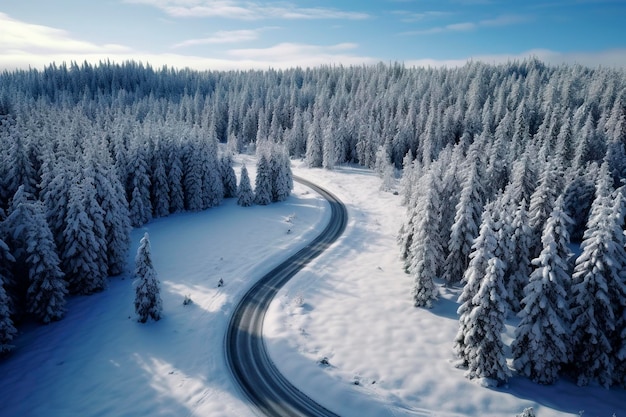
0;59;625;390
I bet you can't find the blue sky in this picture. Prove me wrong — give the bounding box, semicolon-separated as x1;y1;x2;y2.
1;0;625;70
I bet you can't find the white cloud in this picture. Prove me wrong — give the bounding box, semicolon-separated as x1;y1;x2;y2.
225;42;375;67
0;14;374;71
171;29;266;48
0;12;131;54
402;13;528;35
125;0;369;20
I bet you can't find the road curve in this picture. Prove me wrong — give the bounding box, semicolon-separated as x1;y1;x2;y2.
225;176;347;417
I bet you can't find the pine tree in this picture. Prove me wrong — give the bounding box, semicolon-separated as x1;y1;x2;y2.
5;187;67;323
305;117;323;168
0;274;16;355
134;233;162;323
408;169;443;308
528;162;562;258
220;154;238;199
444;157;485;284
0;238;16;355
464;256;510;385
151;149;170;218
270;146;292;202
505;199;533;313
183;139;204;211
127;142;152;226
237;164;255;207
199;125;223;209
254;155;273;206
83;147;130;276
512;196;573;384
569;164;626;387
454;206;498;366
62;181;107;295
167;140;185;213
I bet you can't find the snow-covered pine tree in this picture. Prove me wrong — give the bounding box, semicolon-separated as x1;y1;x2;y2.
305;117;323;168
62;181;107;295
322;119;336;170
220;154;238;199
569;163;626;387
134;232;162;323
464;256;510;386
199;124;223;209
237;164;255;207
612;192;626;387
182;138;204;212
528;162;562;258
562;165;597;242
512;195;573;384
399;150;418;206
127;141;152;226
167;138;185;213
504;198;533;313
454;206;499;367
0;274;16;355
444;156;485;285
254;155;273;206
270;145;292;202
5;186;67;323
408;168;444;308
150;146;171;218
0;238;16;354
83;146;131;276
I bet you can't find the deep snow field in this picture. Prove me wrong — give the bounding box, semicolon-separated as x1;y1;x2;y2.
0;156;625;417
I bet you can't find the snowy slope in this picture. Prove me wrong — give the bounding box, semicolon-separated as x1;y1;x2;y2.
0;158;624;417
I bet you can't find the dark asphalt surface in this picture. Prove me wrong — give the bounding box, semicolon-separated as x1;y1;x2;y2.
225;176;347;417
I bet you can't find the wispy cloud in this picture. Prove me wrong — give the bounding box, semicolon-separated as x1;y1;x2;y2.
401;14;529;35
0;12;130;54
391;10;450;23
0;13;374;71
171;28;274;49
125;0;370;20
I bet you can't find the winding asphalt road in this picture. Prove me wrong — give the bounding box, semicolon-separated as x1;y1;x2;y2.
225;176;347;417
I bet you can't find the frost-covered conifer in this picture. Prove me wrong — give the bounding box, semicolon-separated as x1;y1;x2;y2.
167;140;185;213
0;275;16;355
127;142;152;226
408;169;443;308
504;199;533;313
0;238;16;354
183;139;204;212
255;155;273;205
454;207;498;366
237;164;255;207
444;156;484;284
464;257;510;385
528;162;562;258
221;154;238;199
134;233;162;323
512;196;573;384
570;164;626;387
270;147;292;202
62;181;107;294
151;150;170;218
6;187;67;323
200;125;223;209
305;117;323;168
